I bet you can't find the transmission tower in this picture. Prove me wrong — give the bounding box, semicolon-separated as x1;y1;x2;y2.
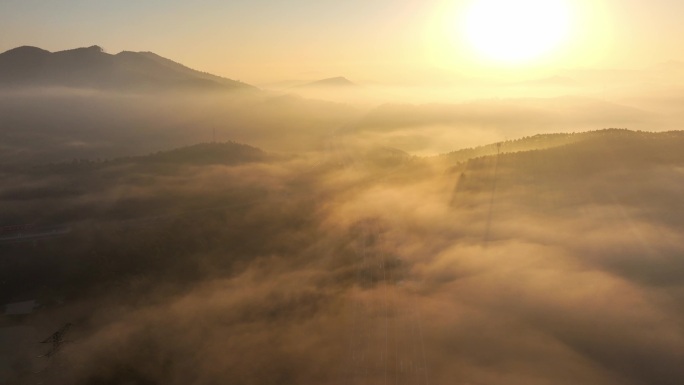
40;323;72;358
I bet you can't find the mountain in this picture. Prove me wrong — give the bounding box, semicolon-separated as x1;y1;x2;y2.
296;76;357;88
0;45;256;91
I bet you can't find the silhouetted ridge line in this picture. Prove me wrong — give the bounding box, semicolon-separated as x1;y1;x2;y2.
0;45;256;91
2;45;51;56
297;76;357;88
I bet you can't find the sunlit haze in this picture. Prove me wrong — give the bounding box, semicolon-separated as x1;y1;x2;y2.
3;2;684;385
462;0;572;63
2;0;684;83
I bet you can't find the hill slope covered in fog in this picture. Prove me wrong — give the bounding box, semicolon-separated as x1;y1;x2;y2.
3;129;684;385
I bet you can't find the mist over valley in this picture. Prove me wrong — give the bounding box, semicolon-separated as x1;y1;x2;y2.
2;42;684;385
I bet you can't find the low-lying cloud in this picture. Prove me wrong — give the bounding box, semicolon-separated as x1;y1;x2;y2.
3;122;684;385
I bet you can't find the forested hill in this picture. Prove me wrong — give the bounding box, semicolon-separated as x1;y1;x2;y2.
441;129;684;164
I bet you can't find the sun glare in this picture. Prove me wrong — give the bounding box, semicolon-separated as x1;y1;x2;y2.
462;0;572;63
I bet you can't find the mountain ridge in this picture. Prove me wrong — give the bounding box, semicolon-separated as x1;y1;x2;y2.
0;45;256;91
295;76;357;88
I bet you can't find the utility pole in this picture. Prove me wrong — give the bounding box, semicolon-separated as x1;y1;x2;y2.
484;142;503;247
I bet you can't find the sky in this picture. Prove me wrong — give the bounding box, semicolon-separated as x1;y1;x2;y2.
1;0;684;84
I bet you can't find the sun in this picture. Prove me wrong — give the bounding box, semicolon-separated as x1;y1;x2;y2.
462;0;572;63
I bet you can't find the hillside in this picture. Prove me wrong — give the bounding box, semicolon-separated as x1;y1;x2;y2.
441;132;580;163
442;128;684;164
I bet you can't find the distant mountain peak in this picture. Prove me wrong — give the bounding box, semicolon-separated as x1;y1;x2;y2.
298;76;357;88
56;45;106;55
1;46;50;55
0;45;256;91
321;76;354;84
81;45;104;52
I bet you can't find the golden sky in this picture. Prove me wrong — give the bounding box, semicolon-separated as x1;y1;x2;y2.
1;0;683;83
